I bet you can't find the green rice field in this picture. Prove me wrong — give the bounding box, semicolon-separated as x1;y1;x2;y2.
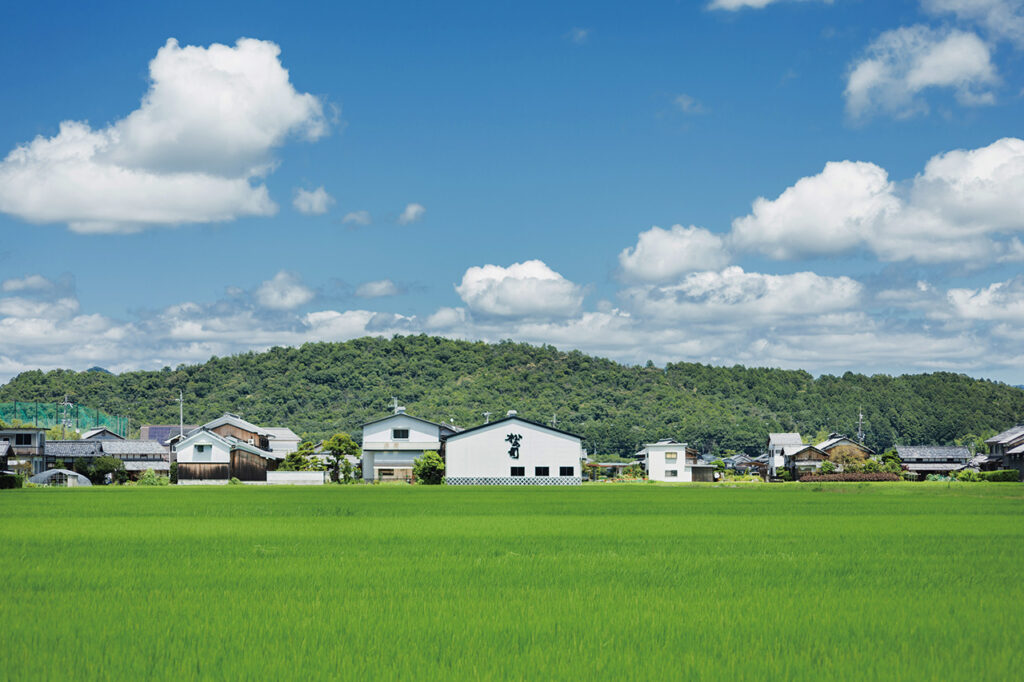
2;483;1022;680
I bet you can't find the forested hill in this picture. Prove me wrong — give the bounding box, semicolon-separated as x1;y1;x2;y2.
2;336;1023;457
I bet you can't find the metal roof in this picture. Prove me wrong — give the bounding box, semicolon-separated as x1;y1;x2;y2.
896;445;971;461
29;469;92;486
443;415;582;442
362;412;463;433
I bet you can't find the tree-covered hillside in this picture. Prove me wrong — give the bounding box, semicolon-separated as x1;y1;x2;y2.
2;336;1022;456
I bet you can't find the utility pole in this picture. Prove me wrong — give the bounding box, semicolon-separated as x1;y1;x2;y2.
551;413;557;428
60;394;73;439
178;390;184;437
857;407;864;443
483;412;491;424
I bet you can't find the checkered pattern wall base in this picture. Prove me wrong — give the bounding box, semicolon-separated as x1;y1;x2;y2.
446;476;582;486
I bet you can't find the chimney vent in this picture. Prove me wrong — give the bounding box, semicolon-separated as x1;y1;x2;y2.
507;410;518;417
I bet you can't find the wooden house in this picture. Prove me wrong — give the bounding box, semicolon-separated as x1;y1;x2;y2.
896;445;971;479
985;425;1024;477
173;428;283;484
783;444;830;477
815;433;874;463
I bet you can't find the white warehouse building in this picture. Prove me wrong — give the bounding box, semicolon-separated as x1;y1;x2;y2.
445;411;583;485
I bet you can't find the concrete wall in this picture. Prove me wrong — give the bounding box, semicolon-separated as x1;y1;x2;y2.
445;419;581;484
267;471;326;485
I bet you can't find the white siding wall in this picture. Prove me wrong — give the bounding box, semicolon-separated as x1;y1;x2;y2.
445;420;582;484
645;444;693;482
362;415;443;481
175;437;230;464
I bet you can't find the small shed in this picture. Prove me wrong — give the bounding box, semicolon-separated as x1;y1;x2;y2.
30;468;92;487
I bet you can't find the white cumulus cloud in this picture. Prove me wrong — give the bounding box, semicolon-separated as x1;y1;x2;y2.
0;37;326;233
455;260;584;317
255;271;315;310
845;25;998;120
708;0;831;10
922;0;1024;46
293;186;334;215
619;225;731;282
342;210;372;226
2;274;57;293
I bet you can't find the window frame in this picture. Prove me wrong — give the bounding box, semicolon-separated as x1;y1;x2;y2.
510;466;525;477
534;466;550;477
664;451;678;462
559;466;574;476
391;428;410;440
665;469;678;478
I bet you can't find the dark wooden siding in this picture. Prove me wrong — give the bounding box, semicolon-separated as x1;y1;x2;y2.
178;462;230;480
230;449;267;481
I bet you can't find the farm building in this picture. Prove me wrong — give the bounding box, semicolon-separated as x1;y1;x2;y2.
361;408;460;482
767;433;803;477
985;425;1024;477
815;434;874;460
29;468;91;487
445;411;583;485
637;440;714;482
782;444;830;477
896;445;971;478
173;428;283;484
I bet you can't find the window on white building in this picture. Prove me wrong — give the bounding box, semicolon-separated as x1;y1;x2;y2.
511;466;525;477
665;469;678;477
392;429;409;440
665;452;677;462
559;466;574;476
535;467;549;476
15;434;32;446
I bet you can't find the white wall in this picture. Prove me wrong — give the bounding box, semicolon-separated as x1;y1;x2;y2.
175;435;230;464
362;414;441;447
267;471;325;485
445;419;582;484
644;444;692;482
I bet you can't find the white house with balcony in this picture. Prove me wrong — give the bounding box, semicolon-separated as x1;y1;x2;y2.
445;411;583;485
361;409;461;482
637;439;714;482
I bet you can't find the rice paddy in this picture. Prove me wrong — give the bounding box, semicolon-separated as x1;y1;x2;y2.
2;483;1022;680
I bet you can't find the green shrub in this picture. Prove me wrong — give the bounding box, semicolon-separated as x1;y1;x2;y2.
979;470;1020;482
901;471;918;481
954;469;980;482
413;450;445;485
89;456;128;485
0;473;23;489
862;459;881;473
776;469;793;481
228;477;242;485
136;469;170;486
800;472;900;482
818;461;836;475
169;462;178;485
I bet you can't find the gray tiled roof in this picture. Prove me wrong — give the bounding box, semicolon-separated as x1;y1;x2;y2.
769;433;803;445
102;440;168;456
904;462;967;472
0;441;9;457
124;461;170;471
896;445;971;461
985;424;1024;445
46;441;102;457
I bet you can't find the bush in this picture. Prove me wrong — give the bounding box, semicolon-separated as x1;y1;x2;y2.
136;469;170;486
413;450;445;485
954;469;981;482
901;471;918;481
169;462;178;485
775;469;793;481
979;469;1020;482
89;456;128;485
800;472;900;482
0;473;23;489
818;461;836;475
862;459;882;473
228;477;242;485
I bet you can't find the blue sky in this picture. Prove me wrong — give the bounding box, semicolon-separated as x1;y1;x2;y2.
1;0;1023;384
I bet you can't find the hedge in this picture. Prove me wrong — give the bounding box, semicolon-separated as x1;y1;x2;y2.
799;472;900;482
979;470;1021;482
0;473;23;489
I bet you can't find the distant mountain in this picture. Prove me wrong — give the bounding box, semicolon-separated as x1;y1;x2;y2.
1;336;1023;457
86;366;113;375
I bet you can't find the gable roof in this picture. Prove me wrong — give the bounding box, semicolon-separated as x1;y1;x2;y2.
46;441;103;458
444;415;582;442
101;440;168;456
193;413;273;437
81;427;124;440
264;427;300;442
815;434;874;454
784;444;829;460
175;428;283;460
986;424;1024;445
362;412;463;433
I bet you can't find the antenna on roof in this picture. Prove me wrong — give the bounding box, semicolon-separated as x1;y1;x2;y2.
551;413;557;427
483;411;491;424
178;390;184;437
857;407;864;443
391;397;399;414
